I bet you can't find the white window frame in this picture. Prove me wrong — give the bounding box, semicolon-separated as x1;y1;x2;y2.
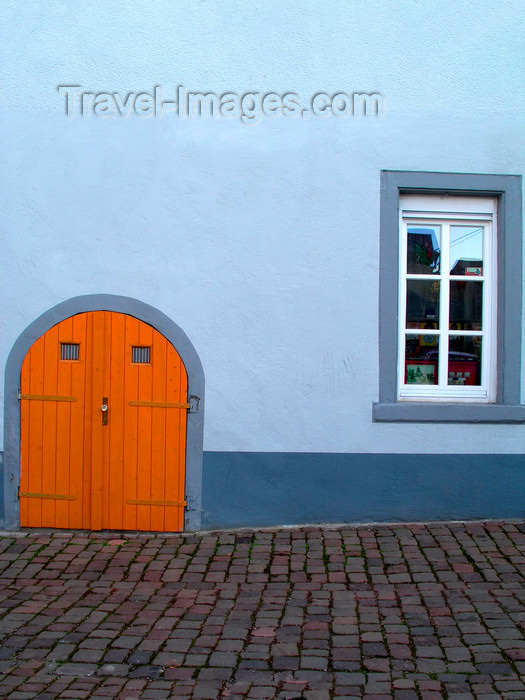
398;195;497;403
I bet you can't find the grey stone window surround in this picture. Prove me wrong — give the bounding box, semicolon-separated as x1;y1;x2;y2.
374;170;525;423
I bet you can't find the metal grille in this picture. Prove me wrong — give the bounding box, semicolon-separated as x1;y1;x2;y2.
132;346;151;364
60;343;79;361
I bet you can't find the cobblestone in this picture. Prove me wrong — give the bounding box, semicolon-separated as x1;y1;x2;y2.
0;521;523;697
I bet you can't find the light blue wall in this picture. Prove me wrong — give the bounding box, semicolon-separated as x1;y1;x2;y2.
1;1;524;462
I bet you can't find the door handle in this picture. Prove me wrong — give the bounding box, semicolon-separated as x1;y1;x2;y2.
101;398;108;425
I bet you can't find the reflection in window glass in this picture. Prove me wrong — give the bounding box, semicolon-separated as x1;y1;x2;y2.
449;281;482;330
405;335;439;385
398;194;496;401
450;225;483;275
406;280;440;329
407;226;440;274
448;336;481;386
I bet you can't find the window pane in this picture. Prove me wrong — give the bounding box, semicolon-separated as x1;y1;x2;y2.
449;281;482;329
407;226;440;274
405;335;439;384
448;336;481;386
450;225;483;276
406;279;440;329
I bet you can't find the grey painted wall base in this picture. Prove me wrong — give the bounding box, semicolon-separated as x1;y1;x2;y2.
201;452;525;529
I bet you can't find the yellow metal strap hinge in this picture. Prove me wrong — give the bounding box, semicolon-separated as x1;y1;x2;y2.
126;498;187;507
19;491;76;500
18;393;77;403
129;400;189;409
128;395;200;411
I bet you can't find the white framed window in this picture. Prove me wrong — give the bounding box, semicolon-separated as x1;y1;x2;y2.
374;171;525;424
398;195;496;402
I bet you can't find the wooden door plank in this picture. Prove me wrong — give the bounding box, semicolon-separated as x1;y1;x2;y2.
122;316;139;531
55;317;73;528
177;348;188;532
165;340;188;532
89;311;106;531
41;324;59;527
82;313;94;529
26;336;45;526
149;332;168;531
135;320;154;531
99;311;112;529
69;314;88;528
106;312;126;530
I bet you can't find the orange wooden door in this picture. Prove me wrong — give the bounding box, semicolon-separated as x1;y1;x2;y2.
20;311;188;531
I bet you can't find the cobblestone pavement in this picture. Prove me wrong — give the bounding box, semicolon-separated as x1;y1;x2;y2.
0;522;523;699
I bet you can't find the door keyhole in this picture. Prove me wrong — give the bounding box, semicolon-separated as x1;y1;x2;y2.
101;398;108;425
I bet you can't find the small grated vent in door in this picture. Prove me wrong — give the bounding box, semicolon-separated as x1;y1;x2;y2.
132;346;151;364
60;343;79;361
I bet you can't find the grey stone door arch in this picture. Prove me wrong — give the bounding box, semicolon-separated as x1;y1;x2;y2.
3;295;204;531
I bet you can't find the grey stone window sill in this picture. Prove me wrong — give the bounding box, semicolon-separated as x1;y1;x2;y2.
373;402;525;423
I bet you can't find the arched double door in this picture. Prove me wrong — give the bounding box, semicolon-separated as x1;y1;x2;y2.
19;311;188;531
